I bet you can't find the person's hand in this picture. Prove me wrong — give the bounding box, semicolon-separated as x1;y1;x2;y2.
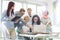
27;29;30;32
20;29;24;34
26;24;32;28
46;22;52;26
48;22;52;26
16;19;19;22
15;19;20;23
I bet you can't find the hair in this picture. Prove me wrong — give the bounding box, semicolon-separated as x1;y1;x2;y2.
20;8;25;12
32;15;41;25
7;1;15;17
47;11;49;15
24;16;30;20
43;11;49;15
27;8;32;11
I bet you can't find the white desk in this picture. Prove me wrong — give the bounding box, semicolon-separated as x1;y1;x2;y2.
19;33;60;40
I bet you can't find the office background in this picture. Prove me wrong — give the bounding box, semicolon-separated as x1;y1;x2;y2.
0;0;60;40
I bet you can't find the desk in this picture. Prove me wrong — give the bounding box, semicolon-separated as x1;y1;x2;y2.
19;33;60;40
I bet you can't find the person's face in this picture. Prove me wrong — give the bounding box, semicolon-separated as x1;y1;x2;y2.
27;10;32;16
25;17;30;22
11;5;15;10
34;17;38;23
20;11;25;16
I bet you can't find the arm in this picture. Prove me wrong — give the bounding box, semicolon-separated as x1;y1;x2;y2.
20;18;33;28
14;11;20;16
14;11;21;23
2;11;15;22
46;18;52;26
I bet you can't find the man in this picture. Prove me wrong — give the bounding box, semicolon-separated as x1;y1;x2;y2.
15;8;32;40
27;8;32;18
27;8;32;32
14;8;26;40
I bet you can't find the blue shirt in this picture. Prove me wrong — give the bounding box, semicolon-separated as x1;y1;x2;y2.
1;10;15;29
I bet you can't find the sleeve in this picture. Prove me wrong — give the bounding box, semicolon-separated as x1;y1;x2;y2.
40;18;44;24
20;18;26;25
48;18;52;26
1;11;9;21
14;11;20;16
46;18;52;26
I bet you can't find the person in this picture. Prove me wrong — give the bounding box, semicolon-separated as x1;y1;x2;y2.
24;16;30;23
22;16;32;40
27;8;32;32
24;16;32;30
41;11;52;40
14;8;27;40
22;16;30;33
27;8;32;17
1;1;16;40
41;11;52;33
15;8;32;40
32;15;46;40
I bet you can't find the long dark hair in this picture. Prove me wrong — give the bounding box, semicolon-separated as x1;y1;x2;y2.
7;1;15;17
32;15;41;25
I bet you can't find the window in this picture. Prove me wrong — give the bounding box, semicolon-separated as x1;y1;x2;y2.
22;3;27;11
37;5;46;17
27;4;36;15
2;1;22;12
14;2;22;11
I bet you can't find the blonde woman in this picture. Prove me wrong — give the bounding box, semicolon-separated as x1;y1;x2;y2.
23;16;32;40
23;16;32;32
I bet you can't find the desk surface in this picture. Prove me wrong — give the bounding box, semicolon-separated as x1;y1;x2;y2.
19;32;60;38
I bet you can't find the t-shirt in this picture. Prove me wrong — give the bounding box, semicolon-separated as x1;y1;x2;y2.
41;17;52;33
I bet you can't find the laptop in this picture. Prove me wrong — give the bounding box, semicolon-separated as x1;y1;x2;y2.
32;24;46;34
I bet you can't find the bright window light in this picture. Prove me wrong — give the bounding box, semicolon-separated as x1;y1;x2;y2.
2;1;9;13
14;2;22;11
37;5;46;17
27;4;36;15
55;2;60;25
2;1;22;12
